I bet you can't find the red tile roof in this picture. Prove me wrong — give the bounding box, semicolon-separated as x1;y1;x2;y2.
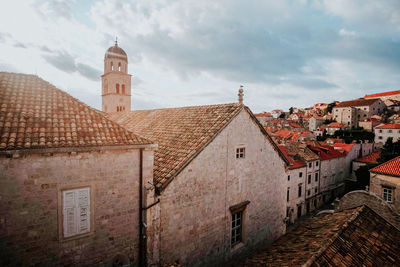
375;123;400;129
254;112;271;117
0;72;152;151
370;156;400;177
278;145;306;169
336;98;379;108
332;143;354;154
110;104;287;190
309;143;345;160
326;122;346;128
240;206;400;266
355;151;380;164
365;90;400;98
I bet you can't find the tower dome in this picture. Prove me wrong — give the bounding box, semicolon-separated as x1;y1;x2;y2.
104;40;128;62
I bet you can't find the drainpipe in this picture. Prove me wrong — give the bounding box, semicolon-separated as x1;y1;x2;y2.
139;148;145;266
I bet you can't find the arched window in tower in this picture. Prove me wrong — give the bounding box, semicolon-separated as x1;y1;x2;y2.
116;83;120;94
111;62;114;71
122;84;125;95
118;62;121;71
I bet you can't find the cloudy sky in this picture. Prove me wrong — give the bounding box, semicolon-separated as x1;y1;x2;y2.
0;0;399;112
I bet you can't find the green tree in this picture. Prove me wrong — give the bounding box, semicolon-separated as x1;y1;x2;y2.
324;102;336;115
289;107;294;114
378;138;400;164
355;163;378;190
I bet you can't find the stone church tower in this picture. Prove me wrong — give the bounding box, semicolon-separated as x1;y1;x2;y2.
101;40;131;113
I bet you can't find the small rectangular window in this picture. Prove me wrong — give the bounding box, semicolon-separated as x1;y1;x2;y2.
308;175;311;184
236;147;245;159
308;162;312;168
307;190;311;196
388;130;393;133
288;175;290;181
287;188;290;202
315;188;318;193
383;188;392;203
298;185;302;197
315;173;319;181
231;211;243;246
62;187;91;238
316;161;319;167
299;172;303;178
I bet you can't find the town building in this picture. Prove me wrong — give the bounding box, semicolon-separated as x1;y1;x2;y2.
370;156;400;211
351;151;380;180
109;95;290;265
358;117;381;131
325;122;347;135
271;109;283;119
308;116;324;131
0;72;156;266
332;98;386;128
374;123;400;144
254;111;272;125
364;89;400;101
240;205;400;266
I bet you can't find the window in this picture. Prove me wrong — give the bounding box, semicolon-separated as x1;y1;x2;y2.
308;162;312;168
315;188;318;193
62;187;90;238
287;188;290;202
122;84;125;95
111;62;114;71
383;188;392;202
388;130;393;133
288;175;290;181
118;62;121;71
231;211;243;246
299;172;303;178
298;184;302;197
236;147;245;159
307;190;311;196
116;83;120;94
308;175;311;184
316;161;319;167
379;130;382;133
315;173;318;181
378;136;383;140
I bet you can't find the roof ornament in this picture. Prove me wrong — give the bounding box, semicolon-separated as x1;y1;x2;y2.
115;36;118;46
238;85;244;105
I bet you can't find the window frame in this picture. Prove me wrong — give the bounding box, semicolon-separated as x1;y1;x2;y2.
383;187;393;203
236;147;246;159
229;201;249;248
58;184;94;242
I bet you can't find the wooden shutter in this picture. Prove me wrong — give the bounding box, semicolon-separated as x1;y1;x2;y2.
62;187;90;238
77;188;90;234
63;190;77;238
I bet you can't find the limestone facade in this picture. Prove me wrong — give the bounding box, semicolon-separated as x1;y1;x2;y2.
152;109;287;266
0;147;154;266
370;173;400;211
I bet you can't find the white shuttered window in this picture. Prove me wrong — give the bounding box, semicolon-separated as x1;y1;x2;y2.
62;187;90;238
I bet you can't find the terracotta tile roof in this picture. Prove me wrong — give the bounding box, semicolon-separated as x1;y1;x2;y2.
370;156;400;177
110;104;287;190
240;206;400;267
332;143;354;154
254;112;271;117
326;122;346;128
308;143;346;160
375;123;400;129
278;145;306;169
365;90;400;98
0;72;152;151
336;98;379;108
285;142;319;162
355;151;380;164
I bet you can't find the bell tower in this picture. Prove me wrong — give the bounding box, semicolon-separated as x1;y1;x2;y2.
101;38;132;113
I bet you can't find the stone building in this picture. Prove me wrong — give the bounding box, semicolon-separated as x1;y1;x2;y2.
110;101;290;266
102;40;132;113
370;156;400;211
0;72;156;266
374;123;400;144
308;116;324;131
332;98;386;128
365;89;400;102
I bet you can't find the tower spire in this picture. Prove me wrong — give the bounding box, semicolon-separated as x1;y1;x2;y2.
115;36;118;46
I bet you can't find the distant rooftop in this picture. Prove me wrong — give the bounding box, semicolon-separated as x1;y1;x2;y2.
336;98;379;108
365;90;400;98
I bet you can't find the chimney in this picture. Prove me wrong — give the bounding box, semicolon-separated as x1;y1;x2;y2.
238;85;244;105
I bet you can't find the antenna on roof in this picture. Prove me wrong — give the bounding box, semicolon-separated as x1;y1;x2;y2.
238;85;244;105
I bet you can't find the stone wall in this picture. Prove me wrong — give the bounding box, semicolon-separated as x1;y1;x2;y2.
337;190;400;229
156;109;287;266
370;173;400;211
0;148;153;266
